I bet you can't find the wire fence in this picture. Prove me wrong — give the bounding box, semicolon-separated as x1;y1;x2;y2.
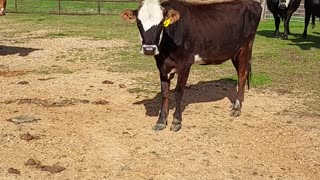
6;0;140;15
6;0;306;21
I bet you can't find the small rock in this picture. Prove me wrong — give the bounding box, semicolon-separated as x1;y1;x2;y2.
39;164;66;174
25;158;41;166
252;171;258;176
38;77;56;81
8;168;20;174
4;100;15;104
7;115;38;124
92;100;109;105
18;81;29;85
20;133;39;141
119;84;126;88
80;100;90;104
102;80;114;84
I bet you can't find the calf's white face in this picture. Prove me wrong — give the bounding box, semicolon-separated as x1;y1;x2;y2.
138;0;163;32
120;0;180;56
137;0;164;55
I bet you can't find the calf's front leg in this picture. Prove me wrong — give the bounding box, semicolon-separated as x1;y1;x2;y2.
171;64;191;132
153;78;170;130
153;57;176;131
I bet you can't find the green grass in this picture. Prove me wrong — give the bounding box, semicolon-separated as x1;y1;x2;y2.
1;13;320;115
34;66;74;75
6;0;138;15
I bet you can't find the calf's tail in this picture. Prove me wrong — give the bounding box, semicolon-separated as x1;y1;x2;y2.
247;62;251;90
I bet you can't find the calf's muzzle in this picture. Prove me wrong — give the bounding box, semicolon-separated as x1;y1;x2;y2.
141;45;159;55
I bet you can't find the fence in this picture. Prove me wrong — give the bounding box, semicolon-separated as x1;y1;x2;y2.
7;0;306;20
6;0;140;15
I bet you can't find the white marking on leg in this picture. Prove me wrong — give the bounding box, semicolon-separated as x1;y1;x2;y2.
138;0;163;31
234;99;241;110
167;68;177;79
194;54;206;64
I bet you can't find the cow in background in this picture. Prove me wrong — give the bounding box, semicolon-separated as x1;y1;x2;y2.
121;0;262;131
302;0;320;38
0;0;6;16
310;15;320;29
267;0;301;39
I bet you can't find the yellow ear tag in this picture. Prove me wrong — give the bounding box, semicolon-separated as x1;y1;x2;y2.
163;18;172;27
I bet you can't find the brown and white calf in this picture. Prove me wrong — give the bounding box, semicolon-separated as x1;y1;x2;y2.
121;0;262;131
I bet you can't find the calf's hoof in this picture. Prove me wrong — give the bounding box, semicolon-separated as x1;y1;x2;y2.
281;35;288;40
273;33;280;38
153;123;166;131
170;123;182;132
230;109;241;117
230;100;241;117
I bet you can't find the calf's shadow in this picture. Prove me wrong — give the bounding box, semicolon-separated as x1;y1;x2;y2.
134;79;238;117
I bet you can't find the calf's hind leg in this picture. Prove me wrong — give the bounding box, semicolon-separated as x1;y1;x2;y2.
231;41;253;117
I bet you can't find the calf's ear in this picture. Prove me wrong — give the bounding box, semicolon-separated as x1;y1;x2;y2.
120;9;137;23
164;9;180;25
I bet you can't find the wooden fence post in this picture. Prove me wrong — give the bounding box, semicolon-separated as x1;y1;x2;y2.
98;0;101;15
58;0;61;14
260;0;267;19
14;0;18;13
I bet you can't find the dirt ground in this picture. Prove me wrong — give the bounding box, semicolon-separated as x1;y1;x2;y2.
0;32;319;180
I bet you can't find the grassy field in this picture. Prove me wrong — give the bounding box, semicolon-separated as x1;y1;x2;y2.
1;13;320;114
6;0;138;14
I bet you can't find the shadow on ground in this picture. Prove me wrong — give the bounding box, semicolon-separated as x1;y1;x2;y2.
257;30;320;50
0;45;42;56
134;79;238;117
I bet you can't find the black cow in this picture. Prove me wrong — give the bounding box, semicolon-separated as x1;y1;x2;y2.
267;0;301;39
302;0;320;38
121;0;262;131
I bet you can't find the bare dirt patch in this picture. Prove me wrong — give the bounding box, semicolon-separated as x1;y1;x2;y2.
0;33;319;180
0;70;28;77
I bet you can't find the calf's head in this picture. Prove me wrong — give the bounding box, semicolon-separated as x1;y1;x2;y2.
121;0;180;55
0;0;6;16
